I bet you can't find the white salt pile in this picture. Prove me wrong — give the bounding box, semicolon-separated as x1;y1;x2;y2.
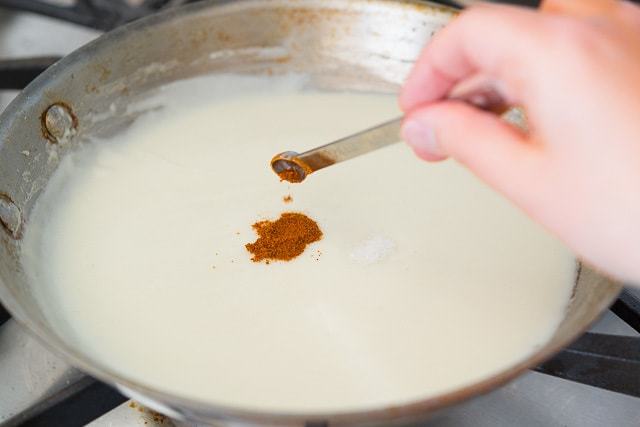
350;236;396;265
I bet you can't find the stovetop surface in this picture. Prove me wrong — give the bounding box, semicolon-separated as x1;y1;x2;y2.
0;2;639;426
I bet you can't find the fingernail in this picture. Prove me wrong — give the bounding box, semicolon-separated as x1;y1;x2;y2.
401;120;443;157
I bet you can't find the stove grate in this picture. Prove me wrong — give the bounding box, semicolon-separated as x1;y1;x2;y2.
0;0;196;31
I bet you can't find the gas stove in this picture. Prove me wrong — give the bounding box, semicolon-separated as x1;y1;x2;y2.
0;1;639;427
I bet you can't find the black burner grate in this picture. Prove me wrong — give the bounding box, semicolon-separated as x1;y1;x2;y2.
0;0;197;31
0;57;60;90
612;290;640;333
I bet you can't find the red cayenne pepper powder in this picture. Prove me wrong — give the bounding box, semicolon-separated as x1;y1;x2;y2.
277;169;304;183
245;212;322;263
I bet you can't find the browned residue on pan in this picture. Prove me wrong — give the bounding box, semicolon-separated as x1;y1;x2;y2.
85;83;99;94
216;30;232;43
95;64;111;83
275;7;355;36
189;28;209;49
128;401;168;425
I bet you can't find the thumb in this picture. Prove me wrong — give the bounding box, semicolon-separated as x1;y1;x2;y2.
401;101;544;206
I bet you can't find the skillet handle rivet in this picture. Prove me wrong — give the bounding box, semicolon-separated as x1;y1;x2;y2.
41;102;77;144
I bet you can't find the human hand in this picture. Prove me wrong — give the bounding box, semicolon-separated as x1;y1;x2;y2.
399;0;640;284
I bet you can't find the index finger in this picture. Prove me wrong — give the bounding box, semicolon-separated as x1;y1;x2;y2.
399;5;552;113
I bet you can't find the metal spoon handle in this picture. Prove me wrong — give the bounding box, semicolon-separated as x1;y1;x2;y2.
270;83;511;183
297;117;402;172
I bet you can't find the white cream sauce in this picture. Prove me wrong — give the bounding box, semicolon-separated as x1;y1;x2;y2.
22;74;575;413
